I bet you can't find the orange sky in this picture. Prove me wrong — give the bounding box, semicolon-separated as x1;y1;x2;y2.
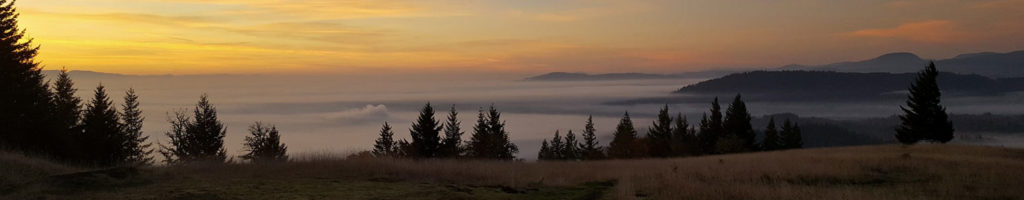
16;0;1024;75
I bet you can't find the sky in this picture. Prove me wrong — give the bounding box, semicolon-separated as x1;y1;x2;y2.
16;0;1024;75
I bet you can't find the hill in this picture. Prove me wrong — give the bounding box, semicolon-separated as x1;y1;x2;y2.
782;50;1024;78
3;144;1024;199
673;71;1024;102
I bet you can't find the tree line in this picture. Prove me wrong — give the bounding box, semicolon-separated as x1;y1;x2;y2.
538;95;804;161
372;103;519;160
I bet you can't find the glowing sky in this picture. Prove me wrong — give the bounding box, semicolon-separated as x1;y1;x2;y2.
17;0;1024;75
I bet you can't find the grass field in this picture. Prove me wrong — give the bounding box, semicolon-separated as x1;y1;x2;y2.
3;144;1024;200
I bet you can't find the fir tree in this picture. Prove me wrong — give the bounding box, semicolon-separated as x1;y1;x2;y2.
487;106;518;159
120;88;152;165
608;112;637;159
563;130;581;160
466;106;518;160
373;122;399;157
549;130;564;159
538;139;551;160
50;69;82;160
781;120;803;149
723;94;755;152
409;103;443;158
240;122;287;163
580;115;603;160
439;105;463;158
467;108;490;158
0;0;61;157
698;98;724;154
896;62;954;144
671;113;699;156
80;84;123;166
160;95;227;164
761;117;781;151
647;105;673;157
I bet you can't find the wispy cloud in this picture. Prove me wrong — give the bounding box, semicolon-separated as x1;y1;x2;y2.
843;20;969;43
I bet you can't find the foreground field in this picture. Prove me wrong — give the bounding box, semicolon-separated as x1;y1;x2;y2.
3;144;1024;199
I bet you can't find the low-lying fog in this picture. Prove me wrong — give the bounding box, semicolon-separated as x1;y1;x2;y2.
53;72;1024;160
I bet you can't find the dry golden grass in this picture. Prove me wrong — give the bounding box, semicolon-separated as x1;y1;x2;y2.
4;144;1024;199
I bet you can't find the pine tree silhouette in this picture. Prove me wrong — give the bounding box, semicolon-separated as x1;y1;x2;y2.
563;130;581;160
647;105;673;157
723;94;755;152
781;119;803;149
50;69;82;160
580;115;603;160
896;62;954;144
241;122;288;163
160;94;227;164
373;122;399;157
439;105;464;158
671;113;698;156
549;130;564;159
120;88;152;165
761;117;781;151
80;84;123;166
698;98;724;154
409;103;442;158
466;105;518;160
608;112;637;159
538;139;551;160
0;0;62;157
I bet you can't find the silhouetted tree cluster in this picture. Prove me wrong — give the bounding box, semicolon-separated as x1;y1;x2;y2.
372;104;515;160
543;95;806;160
160;95;229;164
466;106;518;159
240;122;288;163
896;62;955;144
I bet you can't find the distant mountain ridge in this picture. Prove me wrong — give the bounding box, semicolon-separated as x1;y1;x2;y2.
782;50;1024;78
672;71;1024;102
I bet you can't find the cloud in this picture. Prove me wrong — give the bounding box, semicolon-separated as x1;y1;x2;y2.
843;20;969;43
322;104;390;125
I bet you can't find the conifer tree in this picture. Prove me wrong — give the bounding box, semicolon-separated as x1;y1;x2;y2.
240;122;287;163
0;0;61;156
120;88;152;165
80;84;123;166
608;112;637;159
761;117;781;151
439;105;463;158
698;98;723;154
409;103;443;158
781;120;803;149
671;113;698;156
896;62;954;144
373;122;399;157
160;95;227;164
467;108;490;158
563;130;581;160
723;95;755;152
466;106;518;160
50;69;82;160
549;130;564;159
647;105;673;157
487;106;518;159
538;139;551;160
580;115;603;160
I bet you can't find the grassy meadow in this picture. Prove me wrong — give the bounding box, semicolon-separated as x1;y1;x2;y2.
2;144;1023;200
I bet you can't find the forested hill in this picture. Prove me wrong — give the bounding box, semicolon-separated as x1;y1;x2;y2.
675;71;1024;102
780;50;1024;78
